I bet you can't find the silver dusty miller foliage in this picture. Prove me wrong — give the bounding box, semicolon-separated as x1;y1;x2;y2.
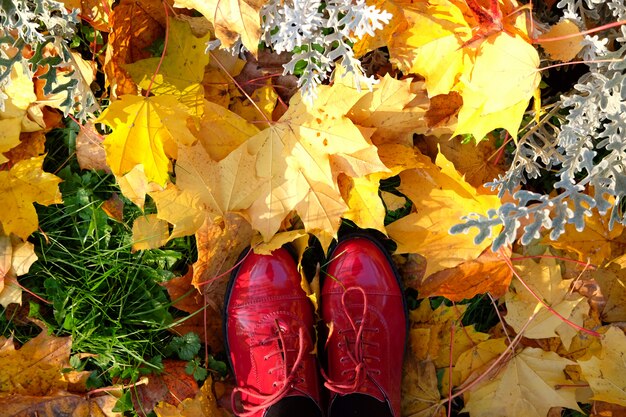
451;0;626;251
260;0;392;98
0;0;96;119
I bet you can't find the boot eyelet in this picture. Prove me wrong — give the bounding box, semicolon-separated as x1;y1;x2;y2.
272;382;277;387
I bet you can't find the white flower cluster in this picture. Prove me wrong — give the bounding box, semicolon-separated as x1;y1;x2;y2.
260;0;392;99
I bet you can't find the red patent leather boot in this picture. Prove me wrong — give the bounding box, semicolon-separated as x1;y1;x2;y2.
224;248;323;417
321;236;407;417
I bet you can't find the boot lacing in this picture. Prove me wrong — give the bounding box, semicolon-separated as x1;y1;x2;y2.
323;286;381;395
232;321;307;417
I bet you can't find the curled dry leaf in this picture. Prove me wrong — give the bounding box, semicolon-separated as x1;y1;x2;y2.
101;193;125;223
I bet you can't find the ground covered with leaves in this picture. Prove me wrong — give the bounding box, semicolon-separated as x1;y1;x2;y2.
3;0;626;416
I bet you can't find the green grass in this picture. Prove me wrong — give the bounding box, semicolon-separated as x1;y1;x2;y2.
1;123;197;388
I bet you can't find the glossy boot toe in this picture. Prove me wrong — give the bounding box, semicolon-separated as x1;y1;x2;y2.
321;236;408;417
225;248;322;417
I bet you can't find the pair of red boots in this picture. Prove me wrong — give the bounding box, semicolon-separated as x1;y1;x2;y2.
224;236;408;417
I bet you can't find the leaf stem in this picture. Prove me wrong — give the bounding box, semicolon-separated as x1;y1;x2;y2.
535;20;626;43
144;2;170;97
208;50;273;125
539;58;623;71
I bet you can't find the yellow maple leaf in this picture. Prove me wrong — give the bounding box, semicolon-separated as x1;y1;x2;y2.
389;0;471;96
116;165;163;211
353;0;407;58
245;82;388;247
579;327;626;407
176;132;264;220
452;338;507;389
149;185;206;240
174;0;263;55
0;156;62;240
0;331;73;395
229;83;278;129
98;94;197;185
542;208;625;266
505;254;587;349
386;150;500;277
463;347;581;416
453;32;540;140
401;356;446;417
388;0;540;140
124;17;211;115
339;175;387;234
131;214;170;251
347;76;435;146
189;100;260;161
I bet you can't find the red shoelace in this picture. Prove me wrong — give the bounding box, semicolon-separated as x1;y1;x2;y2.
232;321;307;417
323;286;382;395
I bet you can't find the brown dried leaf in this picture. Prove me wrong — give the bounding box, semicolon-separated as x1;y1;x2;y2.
0;331;72;395
131;360;198;417
424;91;462;129
104;0;166;97
76;122;110;173
0;394;109;417
101;193;124;223
417;246;512;301
3;131;46;164
185;214;253;351
401;356;445;417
